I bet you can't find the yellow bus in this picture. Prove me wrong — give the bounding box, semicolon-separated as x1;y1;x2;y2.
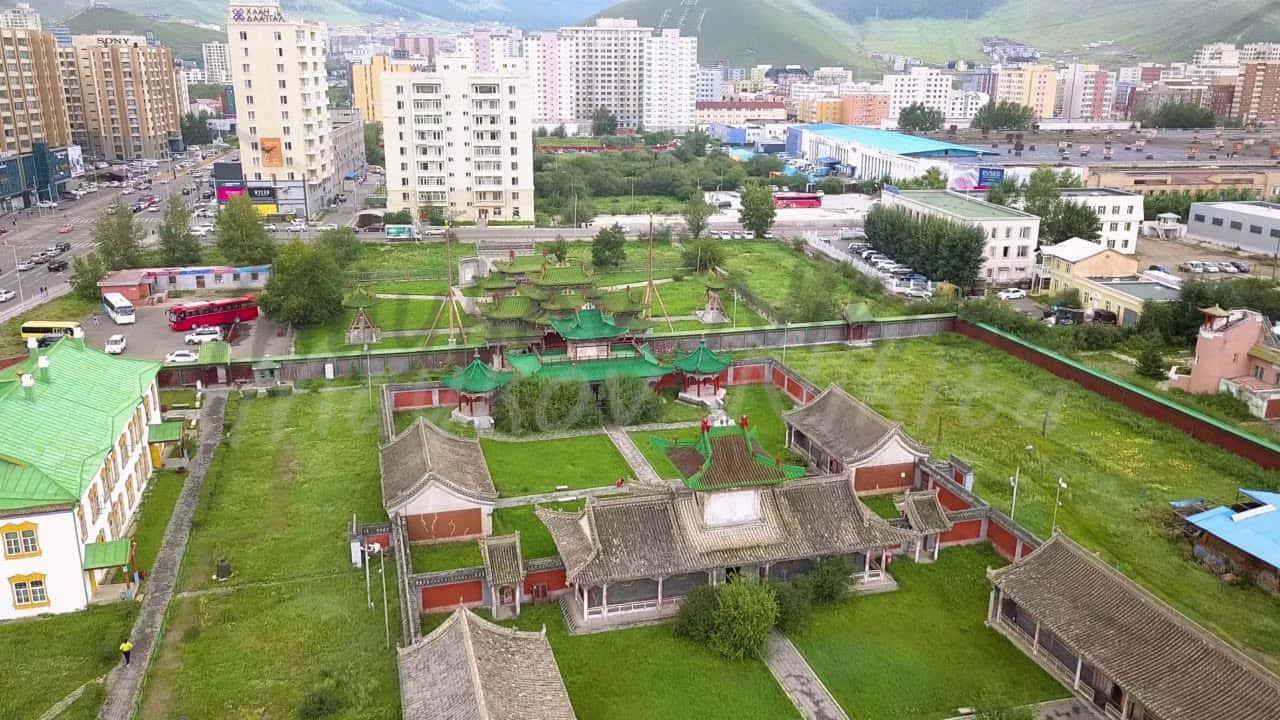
19;321;81;341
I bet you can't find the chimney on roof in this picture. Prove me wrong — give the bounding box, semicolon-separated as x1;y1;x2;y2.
37;354;49;383
26;337;37;354
20;372;34;401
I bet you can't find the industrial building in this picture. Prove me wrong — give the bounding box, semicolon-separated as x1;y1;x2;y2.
1187;201;1280;253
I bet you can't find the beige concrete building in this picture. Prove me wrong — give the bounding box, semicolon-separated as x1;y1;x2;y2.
228;0;336;217
1087;163;1280;200
694;101;786;126
381;54;534;223
61;35;181;163
201;41;230;84
330;107;365;184
0;28;69;156
1032;237;1178;325
351;54;413;123
995;64;1058;119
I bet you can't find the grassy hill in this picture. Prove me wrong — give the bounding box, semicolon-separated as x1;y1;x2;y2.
64;8;222;61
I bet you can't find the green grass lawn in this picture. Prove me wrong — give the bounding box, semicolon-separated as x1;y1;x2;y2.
410;539;482;573
294;299;481;355
491;500;586;560
107;471;185;585
352;241;478;275
54;682;105;720
393;407;477;437
0;603;137;720
158;389;198;408
760;336;1280;671
140;390;397;719
495;604;801;720
725;384;797;460
862;493;900;519
366;280;450;295
540;239;685;280
593;195;686;215
647;279;712;316
629;428;686;479
792;545;1065;719
0;295;99;357
480;434;632;496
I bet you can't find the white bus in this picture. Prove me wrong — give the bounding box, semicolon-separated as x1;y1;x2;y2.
103;292;136;325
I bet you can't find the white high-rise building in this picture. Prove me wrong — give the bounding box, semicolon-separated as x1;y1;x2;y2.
1057;64;1116;120
812;66;852;85
883;66;954;118
201;41;230;84
696;65;725;102
227;0;335;218
527;19;696;131
382;54;534;223
947;90;989;120
0;3;40;30
1194;43;1241;69
453;28;524;72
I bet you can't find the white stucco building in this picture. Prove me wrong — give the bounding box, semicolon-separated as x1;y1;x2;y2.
1058;188;1143;254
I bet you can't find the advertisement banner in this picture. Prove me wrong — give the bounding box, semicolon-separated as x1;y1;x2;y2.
217;185;246;202
978;167;1006;188
260;137;283;168
254;203;278;216
49;148;72;183
247;186;277;202
67;145;85;178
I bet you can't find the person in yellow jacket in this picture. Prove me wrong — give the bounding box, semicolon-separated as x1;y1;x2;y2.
119;639;133;667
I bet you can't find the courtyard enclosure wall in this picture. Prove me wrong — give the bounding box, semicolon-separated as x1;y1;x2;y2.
956;320;1280;470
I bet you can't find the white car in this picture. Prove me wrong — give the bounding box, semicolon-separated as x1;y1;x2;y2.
316;223;339;231
0;289;15;302
184;326;223;344
165;349;199;364
104;334;127;354
286;222;307;233
997;288;1027;301
36;200;58;209
120;187;135;195
192;225;215;237
262;224;277;232
902;287;933;299
16;260;34;272
147;204;162;212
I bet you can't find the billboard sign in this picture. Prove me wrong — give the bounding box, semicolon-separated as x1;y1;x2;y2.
217;184;246;202
67;145;85;178
253;204;278;216
260;137;282;168
247;186;277;202
978;167;1005;188
48;148;72;184
385;225;416;240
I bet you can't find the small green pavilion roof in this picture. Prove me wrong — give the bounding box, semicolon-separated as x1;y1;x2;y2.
82;538;130;570
508;345;671;382
444;356;513;395
343;286;378;308
549;308;629;341
148;421;184;444
843;302;874;324
674;341;731;376
533;265;594;287
197;341;232;366
484;295;538;321
252;358;282;371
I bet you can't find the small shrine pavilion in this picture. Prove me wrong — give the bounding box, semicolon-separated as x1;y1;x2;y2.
344;287;381;346
673;341;731;406
442;355;512;429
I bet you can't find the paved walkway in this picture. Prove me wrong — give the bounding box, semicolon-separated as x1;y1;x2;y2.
495;484;632;509
764;631;851;720
374;293;447;300
604;424;663;484
98;393;228;720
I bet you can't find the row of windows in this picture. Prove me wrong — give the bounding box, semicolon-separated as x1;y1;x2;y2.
1194;213;1280;237
2;523;38;558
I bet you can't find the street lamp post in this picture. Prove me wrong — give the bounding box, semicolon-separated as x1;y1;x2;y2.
6;244;23;303
1008;444;1034;520
1052;477;1068;533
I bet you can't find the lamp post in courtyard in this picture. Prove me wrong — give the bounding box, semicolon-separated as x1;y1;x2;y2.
1008;444;1033;521
1052;477;1069;533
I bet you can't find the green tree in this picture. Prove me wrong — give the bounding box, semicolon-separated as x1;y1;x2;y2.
681;237;725;273
675;585;719;645
682;196;713;238
985;177;1022;207
591;107;618;136
71;252;106;301
316;228;361;267
548;235;570;262
1136;335;1167;379
158;193;201;266
215;194;275;265
590;223;626;269
422;204;446;226
258;239;343;326
745;154;785;177
682;129;709;158
92;200;143;270
603;374;662;425
364;123;384;166
785;263;842;322
708;580;777;661
551;124;567;138
972;100;1036;131
180;111;213;146
1022;165;1063;219
810;555;852;605
894;166;947;190
898;102;944;132
326;85;351;107
739;183;776;238
1043;200;1101;244
818;176;845;195
1142;102;1216;129
772;579;813;633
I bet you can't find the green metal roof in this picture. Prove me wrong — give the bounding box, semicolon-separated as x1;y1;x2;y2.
443;356;512;394
674;341;731;375
148;421;184;444
843;302;874;324
0;338;161;511
507;344;671;383
198;341;232;366
549;308;629;341
484;295;537;321
600;289;649;314
533;265;594;287
82;538;130;570
252;358;282;371
493;255;547;274
649;425;806;492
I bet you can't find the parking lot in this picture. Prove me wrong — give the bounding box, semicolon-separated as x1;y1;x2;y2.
80;296;292;363
1136;235;1280;280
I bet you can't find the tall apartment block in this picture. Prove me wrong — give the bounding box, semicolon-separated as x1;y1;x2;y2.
994;63;1058;119
201;41;230;84
1233;62;1280;126
227;0;336;217
351;54;413;123
62;35;182;162
526;19;696;131
0;28;69;156
0;3;40;30
381;54;534;223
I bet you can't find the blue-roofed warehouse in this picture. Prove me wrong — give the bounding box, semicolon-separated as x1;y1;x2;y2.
785;123;997;182
1185;489;1280;594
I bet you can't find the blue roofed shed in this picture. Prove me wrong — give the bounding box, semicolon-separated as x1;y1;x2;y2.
1186;489;1280;593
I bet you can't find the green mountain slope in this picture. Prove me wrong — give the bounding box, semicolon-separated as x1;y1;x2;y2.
64;8;222;61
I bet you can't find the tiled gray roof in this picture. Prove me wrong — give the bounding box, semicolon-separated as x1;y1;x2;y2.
480;534;525;587
537;475;915;585
379;416;497;510
990;534;1280;720
784;385;929;464
900;491;954;535
398;608;577;720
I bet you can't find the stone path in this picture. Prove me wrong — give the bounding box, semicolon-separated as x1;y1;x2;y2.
764;631;851;720
38;678;102;720
483;420;699;444
604;424;663;485
98;392;228;720
495;484;632;509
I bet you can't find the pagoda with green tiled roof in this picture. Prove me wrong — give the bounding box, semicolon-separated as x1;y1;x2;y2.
443;355;512;424
649;417;807;492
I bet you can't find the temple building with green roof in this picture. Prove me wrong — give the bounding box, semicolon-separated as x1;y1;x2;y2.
0;337;163;619
504;306;673;386
442;355;513;430
673;341;732;407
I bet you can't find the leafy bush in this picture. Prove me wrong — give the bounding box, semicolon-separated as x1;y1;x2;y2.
772;579;813;633
681;238;726;273
298;687;341;719
1167;389;1254;422
675;584;719;645
1135;336;1167;379
383;209;413;225
602;375;662;426
810;555;852;605
492;376;601;434
709;581;778;660
1072;322;1125;351
1044;288;1082;308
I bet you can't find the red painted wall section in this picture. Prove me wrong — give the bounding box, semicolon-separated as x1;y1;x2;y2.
940;520;983;544
422;580;483;611
1267;398;1280;420
405;509;483;542
363;533;391;549
771;367;786;390
0;355;26;371
438;388;459;406
936;486;972;511
523;568;567;596
1018;542;1035;559
393;390;435;410
730;364;767;385
988;522;1019;561
852;462;915;493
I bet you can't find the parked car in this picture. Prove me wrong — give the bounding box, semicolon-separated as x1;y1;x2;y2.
763;231;775;239
286;221;307;233
57;224;73;234
261;224;278;232
36;200;58;209
165;350;199;364
997;288;1027;300
29;254;45;265
1232;261;1251;273
0;289;15;302
902;287;933;299
185;326;223;345
55;241;71;253
1148;264;1169;273
104;334;127;354
47;259;69;272
191;225;215;237
16;260;33;271
1220;263;1238;274
421;226;445;236
1201;262;1221;273
315;223;339;231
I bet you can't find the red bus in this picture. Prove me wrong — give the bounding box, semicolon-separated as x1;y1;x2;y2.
168;295;260;331
773;192;822;209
